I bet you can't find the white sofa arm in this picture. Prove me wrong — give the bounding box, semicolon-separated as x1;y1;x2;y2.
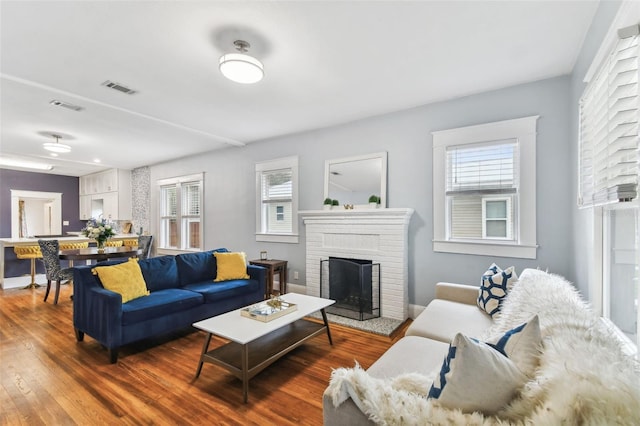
435;282;479;305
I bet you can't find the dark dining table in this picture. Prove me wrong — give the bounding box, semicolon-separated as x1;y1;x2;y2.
59;246;141;263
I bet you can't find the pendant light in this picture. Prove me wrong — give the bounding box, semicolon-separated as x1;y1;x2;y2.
219;40;264;84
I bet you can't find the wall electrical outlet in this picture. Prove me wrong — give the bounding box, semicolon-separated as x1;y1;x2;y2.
63;220;69;226
293;271;299;280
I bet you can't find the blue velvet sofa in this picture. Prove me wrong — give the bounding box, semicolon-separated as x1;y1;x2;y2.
72;249;266;363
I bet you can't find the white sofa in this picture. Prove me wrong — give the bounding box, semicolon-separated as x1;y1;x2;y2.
323;268;640;425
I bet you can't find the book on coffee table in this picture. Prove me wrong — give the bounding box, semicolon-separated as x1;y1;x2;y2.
241;300;297;322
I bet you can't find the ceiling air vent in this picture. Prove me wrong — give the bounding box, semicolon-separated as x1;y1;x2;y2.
101;80;137;95
49;99;83;111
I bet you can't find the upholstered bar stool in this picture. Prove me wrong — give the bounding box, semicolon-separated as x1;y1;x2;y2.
13;245;43;289
123;239;138;247
105;240;123;247
59;241;89;267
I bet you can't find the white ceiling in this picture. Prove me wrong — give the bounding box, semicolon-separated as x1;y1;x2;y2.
0;1;599;177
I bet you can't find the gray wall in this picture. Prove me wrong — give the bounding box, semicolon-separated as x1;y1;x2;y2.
570;1;623;298
150;74;573;307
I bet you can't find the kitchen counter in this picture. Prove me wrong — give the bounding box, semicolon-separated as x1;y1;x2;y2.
1;234;138;288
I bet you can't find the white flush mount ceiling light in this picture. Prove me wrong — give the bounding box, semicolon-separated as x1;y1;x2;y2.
219;40;264;84
43;134;71;153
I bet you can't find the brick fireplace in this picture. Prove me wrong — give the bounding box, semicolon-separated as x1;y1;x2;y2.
300;208;414;320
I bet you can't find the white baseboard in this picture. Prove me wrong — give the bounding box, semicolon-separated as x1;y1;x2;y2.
2;274;47;290
408;303;426;320
286;283;306;294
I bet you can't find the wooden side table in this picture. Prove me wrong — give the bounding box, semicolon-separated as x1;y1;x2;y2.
249;259;288;297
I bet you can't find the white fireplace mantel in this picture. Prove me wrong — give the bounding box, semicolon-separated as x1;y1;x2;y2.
300;208;414;320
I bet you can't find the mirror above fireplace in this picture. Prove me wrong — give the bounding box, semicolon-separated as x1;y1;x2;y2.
324;152;387;208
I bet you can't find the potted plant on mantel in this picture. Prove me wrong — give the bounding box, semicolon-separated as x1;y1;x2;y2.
331;199;340;210
323;198;333;210
368;195;380;209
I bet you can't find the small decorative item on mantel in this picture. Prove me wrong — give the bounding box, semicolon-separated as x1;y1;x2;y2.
331;199;340;209
368;195;380;208
82;217;116;253
323;198;333;210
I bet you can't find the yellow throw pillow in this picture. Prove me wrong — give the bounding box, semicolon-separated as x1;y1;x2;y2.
92;258;150;303
214;252;250;282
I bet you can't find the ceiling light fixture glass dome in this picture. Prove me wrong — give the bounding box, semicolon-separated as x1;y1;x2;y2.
219;40;264;84
43;134;71;153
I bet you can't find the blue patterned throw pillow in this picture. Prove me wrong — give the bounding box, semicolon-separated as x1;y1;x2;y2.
428;333;526;415
485;315;541;377
477;264;518;317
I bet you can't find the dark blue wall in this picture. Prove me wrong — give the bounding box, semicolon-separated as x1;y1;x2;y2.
1;168;82;277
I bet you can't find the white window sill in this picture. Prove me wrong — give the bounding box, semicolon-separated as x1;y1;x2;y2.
433;239;537;259
255;233;299;244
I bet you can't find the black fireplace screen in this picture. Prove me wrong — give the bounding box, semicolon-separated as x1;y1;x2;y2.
320;257;380;321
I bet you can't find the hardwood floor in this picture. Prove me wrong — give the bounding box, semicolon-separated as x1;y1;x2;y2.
1;284;409;425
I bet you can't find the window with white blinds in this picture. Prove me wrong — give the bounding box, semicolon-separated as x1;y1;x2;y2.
579;31;639;208
157;173;203;251
432;116;538;258
261;169;293;233
445;140;518;241
255;157;299;243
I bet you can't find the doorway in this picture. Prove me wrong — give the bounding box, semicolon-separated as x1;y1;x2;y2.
10;190;62;238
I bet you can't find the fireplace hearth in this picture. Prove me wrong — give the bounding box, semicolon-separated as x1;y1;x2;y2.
320;257;380;321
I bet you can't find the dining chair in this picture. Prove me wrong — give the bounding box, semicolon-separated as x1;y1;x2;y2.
38;239;74;304
136;235;153;260
13;245;43;289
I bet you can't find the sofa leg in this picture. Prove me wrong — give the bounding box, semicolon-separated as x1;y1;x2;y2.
109;348;118;364
74;329;84;341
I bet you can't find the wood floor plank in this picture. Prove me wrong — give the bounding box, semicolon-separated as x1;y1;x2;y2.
1;284;408;425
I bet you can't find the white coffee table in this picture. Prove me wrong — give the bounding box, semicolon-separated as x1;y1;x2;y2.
193;293;335;403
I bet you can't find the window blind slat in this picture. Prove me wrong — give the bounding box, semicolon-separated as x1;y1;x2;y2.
261;169;292;201
446;140;518;194
579;33;639;207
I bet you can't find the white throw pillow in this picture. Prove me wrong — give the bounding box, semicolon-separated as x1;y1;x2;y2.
477;264;518;317
485;315;541;377
428;333;526;415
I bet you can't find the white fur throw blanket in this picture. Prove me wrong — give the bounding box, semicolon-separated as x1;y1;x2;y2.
326;269;640;425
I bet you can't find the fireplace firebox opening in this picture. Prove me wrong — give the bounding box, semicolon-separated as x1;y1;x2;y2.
320;257;380;321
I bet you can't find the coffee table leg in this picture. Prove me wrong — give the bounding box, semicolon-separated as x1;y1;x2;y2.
242;343;249;403
320;308;333;345
195;332;212;379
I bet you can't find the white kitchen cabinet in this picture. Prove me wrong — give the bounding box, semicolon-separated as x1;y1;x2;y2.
78;169;131;220
80;169;119;195
79;195;92;220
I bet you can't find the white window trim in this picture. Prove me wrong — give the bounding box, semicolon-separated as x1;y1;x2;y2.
432;116;539;259
255;156;299;244
482;196;512;240
156;172;204;254
584;0;640;352
586;0;640;305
